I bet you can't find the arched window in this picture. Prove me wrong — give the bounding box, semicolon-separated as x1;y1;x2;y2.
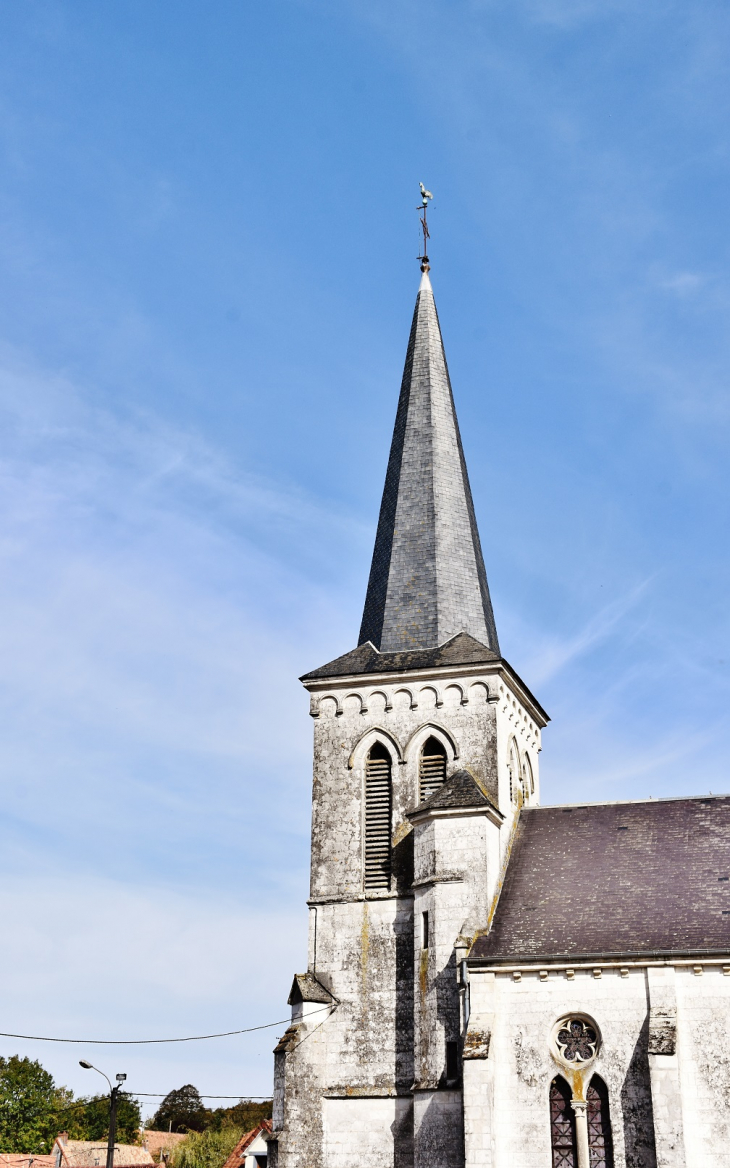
419;736;447;803
508;739;521;803
549;1077;577;1167
587;1076;614;1168
364;742;392;890
523;753;534;795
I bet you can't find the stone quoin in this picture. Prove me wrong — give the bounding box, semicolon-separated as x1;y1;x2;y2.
264;267;730;1168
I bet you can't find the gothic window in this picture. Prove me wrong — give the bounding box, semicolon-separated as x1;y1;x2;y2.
550;1077;577;1168
364;742;392;890
508;739;521;803
523;753;534;795
587;1077;614;1168
419;736;447;802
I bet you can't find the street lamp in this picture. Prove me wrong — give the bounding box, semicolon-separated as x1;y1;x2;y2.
79;1061;127;1168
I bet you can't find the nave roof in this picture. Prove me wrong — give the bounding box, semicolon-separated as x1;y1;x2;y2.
470;794;730;964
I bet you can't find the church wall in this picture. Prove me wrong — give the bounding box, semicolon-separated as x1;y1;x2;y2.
465;965;659;1168
323;1097;414;1168
674;964;730;1168
310;897;414;1093
272;896;414;1168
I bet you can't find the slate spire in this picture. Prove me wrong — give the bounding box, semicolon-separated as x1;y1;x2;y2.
359;270;500;654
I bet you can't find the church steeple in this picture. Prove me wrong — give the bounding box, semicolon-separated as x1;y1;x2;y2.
358;269;500;654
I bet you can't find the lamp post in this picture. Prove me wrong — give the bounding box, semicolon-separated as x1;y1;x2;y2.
79;1061;127;1168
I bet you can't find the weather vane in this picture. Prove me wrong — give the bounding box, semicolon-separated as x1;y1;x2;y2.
417;182;433;272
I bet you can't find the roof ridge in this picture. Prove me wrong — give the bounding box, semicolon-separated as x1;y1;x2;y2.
528;793;730;811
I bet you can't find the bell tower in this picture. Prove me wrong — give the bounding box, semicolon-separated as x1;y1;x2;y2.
269;263;548;1168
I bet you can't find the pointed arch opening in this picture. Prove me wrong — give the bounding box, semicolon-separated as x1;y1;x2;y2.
419;736;447;803
364;742;392;890
587;1076;614;1168
508;738;522;804
523;753;534;795
549;1076;577;1167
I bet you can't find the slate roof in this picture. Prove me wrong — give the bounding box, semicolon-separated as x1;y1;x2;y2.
470;795;730;963
408;768;500;816
287;972;334;1005
300;631;498;681
357;270;500;655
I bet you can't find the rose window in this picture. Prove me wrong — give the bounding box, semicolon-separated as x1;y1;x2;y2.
554;1018;599;1063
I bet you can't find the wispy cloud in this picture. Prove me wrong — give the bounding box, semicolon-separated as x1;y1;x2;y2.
520;579;652;687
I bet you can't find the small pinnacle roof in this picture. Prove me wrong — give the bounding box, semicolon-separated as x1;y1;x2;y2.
408;768;500;816
358;270;499;654
288;972;334;1005
470;796;730;963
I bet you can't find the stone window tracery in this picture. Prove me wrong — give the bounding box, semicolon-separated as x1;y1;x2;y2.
555;1019;599;1064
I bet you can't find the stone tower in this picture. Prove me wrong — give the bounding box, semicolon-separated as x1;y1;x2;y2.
269;269;548;1168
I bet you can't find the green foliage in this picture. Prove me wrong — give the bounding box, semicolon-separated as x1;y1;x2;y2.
63;1092;142;1143
0;1054;142;1153
170;1127;243;1168
205;1101;271;1133
146;1087;272;1137
0;1055;66;1153
149;1085;208;1134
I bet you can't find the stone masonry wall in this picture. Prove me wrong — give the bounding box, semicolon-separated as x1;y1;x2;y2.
463;962;730;1168
273;663;545;1168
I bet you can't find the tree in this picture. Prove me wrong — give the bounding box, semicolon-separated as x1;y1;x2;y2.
0;1055;65;1153
150;1085;209;1133
205;1101;271;1133
170;1127;243;1168
64;1093;142;1144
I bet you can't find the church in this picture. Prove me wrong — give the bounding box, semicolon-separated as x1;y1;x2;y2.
266;255;730;1168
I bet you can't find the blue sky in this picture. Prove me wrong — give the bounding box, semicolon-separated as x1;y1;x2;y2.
0;0;729;1113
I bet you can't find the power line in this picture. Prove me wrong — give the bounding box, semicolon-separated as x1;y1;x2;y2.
130;1093;272;1100
0;1008;328;1046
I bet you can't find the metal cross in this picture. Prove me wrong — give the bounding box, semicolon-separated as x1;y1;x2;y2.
418;182;433;271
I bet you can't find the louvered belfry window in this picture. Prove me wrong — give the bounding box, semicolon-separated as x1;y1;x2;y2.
419;736;447;803
364;743;392;890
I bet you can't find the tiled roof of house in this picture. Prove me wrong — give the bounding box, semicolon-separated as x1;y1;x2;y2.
470;795;730;963
56;1142;154;1168
220;1121;272;1168
0;1156;55;1168
139;1133;187;1158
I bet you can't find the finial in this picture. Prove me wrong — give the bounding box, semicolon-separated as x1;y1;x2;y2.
417;182;433;272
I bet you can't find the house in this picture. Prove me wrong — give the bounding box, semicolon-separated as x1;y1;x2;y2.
138;1133;187;1165
0;1156;55;1168
52;1136;154;1168
268;255;730;1166
221;1121;272;1168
